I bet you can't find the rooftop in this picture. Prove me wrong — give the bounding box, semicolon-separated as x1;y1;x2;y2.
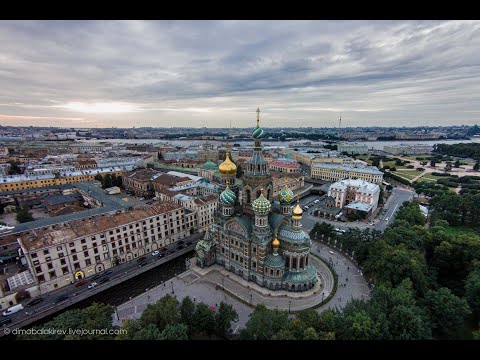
18;202;183;251
312;162;383;175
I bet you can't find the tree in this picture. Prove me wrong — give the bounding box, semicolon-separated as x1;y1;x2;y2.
94;174;103;182
192;303;215;337
16;206;34;223
140;294;180;332
303;327;319;340
19;302;114;340
465;267;480;315
179;296;196;333
454;160;461;168
474;162;480;171
240;304;289;340
338;310;381;340
423;287;471;339
161;323;189;340
215;302;239;338
386;184;393;191
431;159;437;167
310;222;336;240
387;305;432;340
7;161;22;175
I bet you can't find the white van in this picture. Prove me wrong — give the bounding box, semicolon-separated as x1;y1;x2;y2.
2;303;24;316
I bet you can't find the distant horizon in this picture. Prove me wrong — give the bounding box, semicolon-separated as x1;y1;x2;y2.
1;21;480;128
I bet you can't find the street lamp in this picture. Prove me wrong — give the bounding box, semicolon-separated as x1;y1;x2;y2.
171;281;174;294
288;300;291;314
222;278;224;290
250;293;253;305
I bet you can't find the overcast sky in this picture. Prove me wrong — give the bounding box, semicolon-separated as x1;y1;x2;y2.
0;20;479;129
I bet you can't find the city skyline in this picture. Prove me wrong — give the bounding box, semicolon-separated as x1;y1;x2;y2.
1;20;480;128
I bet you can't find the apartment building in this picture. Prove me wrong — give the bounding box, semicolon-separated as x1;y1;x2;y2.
311;163;383;184
17;203;197;294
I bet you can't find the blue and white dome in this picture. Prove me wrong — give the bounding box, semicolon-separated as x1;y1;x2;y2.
252;191;271;216
220;186;236;206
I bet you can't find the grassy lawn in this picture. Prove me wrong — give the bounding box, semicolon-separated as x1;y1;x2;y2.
442;225;479;237
393;170;423;181
416;173;452;183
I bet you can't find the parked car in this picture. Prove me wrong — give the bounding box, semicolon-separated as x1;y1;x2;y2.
91;274;102;281
26;297;44;307
0;318;12;326
159;247;168;254
2;304;24;316
103;270;113;276
53;294;69;304
177;240;185;249
75;280;88;288
88;282;98;289
137;256;147;263
151;250;160;257
99;277;110;284
329;251;335;255
138;261;148;268
186;241;193;246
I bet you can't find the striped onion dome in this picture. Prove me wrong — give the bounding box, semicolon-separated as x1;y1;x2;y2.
278;183;294;204
220;185;236;206
252;190;271;216
252;126;265;139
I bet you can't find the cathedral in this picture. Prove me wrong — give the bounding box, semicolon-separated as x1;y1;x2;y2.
195;109;318;292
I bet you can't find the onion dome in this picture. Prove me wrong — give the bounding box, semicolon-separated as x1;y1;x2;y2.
252;126;265;139
220;185;236;206
252;189;271;216
278;183;294;204
201;161;218;170
292;202;303;219
272;234;280;253
218;153;237;177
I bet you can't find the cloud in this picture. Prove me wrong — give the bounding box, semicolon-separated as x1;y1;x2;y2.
0;20;479;128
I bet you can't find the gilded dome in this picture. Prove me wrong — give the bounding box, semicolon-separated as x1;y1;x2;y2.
272;235;280;249
278;183;294;204
220;185;236;206
219;153;237;176
252;190;271;216
292;203;303;219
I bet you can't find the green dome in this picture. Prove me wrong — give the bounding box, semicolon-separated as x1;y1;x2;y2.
252;126;265;139
220;186;236;206
252;192;271;216
278;184;294;204
202;161;218;170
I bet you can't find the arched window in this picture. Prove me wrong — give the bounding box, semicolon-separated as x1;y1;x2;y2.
299;257;304;269
267;188;271;200
257;190;261;199
292;257;297;269
246;189;251;204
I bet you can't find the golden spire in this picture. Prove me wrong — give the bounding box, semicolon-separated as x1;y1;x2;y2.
256;107;260;127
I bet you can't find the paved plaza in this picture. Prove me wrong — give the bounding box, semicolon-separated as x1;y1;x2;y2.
113;239;370;334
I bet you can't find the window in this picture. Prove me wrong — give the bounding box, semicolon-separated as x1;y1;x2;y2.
46;256;51;262
58;252;64;258
72;255;78;261
81;239;86;244
56;246;62;251
49;271;56;279
33;260;40;266
37;275;45;283
84;251;89;257
82;245;87;251
60;259;66;265
95;255;101;262
43;249;49;255
35;266;42;273
85;259;92;266
62;267;69;275
74;262;80;269
47;263;53;270
31;253;38;259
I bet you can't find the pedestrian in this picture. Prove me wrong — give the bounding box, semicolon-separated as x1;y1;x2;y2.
347;266;349;270
193;296;196;302
346;278;348;282
147;295;151;301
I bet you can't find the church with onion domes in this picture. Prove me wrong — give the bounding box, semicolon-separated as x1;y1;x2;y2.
195;109;318;292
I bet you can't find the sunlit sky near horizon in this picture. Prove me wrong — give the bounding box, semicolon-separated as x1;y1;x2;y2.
1;20;480;129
